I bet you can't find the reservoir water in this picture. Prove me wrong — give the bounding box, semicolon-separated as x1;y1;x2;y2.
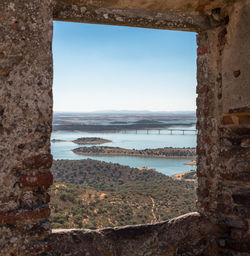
51;125;196;176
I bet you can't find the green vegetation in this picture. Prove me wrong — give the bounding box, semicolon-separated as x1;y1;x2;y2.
51;137;112;145
172;170;197;182
50;159;197;229
182;170;197;180
73;146;196;158
73;137;112;145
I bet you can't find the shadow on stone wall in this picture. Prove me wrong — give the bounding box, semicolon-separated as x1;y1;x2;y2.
50;212;221;256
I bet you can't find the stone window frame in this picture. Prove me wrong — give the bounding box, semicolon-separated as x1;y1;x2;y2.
1;1;250;255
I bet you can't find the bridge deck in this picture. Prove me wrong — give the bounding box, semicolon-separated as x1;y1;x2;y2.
121;129;197;135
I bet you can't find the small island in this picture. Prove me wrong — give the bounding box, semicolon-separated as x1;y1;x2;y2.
51;137;112;145
72;137;112;145
51;139;70;143
73;146;196;159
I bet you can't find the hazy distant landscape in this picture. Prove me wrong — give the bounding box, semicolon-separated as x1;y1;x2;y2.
53;111;196;132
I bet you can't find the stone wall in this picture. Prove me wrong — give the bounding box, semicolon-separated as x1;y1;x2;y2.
50;212;220;256
196;0;250;254
0;1;53;255
0;0;249;255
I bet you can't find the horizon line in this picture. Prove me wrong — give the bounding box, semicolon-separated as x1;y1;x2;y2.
53;109;196;113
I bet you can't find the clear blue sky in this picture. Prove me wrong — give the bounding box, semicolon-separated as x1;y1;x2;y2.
53;21;197;112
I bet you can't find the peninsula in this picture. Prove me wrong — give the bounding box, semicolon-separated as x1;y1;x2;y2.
73;146;196;159
172;170;197;182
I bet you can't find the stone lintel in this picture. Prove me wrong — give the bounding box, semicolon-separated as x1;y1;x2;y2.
53;2;222;32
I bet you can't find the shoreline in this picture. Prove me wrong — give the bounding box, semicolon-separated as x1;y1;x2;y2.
72;152;196;159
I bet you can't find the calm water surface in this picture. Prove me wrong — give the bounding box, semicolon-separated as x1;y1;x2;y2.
51;126;196;176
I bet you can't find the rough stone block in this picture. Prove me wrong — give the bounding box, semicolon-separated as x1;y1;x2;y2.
21;173;53;188
23;154;53;170
241;138;250;148
232;194;250;206
0;207;50;225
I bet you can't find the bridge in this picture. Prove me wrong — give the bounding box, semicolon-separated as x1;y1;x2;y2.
120;129;197;135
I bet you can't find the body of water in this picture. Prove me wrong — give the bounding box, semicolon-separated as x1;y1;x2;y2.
51;125;196;176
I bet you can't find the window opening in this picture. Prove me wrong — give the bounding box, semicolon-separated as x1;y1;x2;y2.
50;21;198;229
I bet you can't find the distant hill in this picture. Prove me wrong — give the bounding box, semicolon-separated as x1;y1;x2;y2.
53;111;196;120
54;110;196;115
50;159;197;229
52;111;196;131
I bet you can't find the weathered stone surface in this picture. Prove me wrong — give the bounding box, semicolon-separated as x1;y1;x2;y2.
0;207;50;225
0;220;51;256
221;1;250;114
53;2;222;32
50;212;220;256
219;238;250;253
0;0;53;255
23;154;53;170
0;0;250;255
232;194;250;206
53;0;238;16
20;173;53;187
196;2;250;256
241;138;250;148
